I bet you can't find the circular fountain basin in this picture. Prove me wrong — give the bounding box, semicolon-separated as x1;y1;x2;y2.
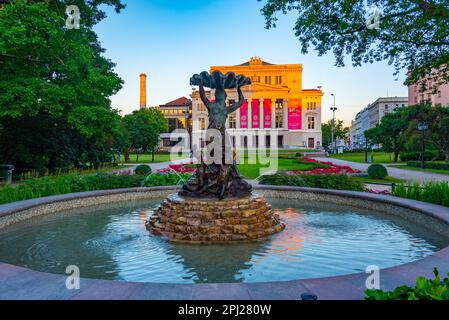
0;186;449;299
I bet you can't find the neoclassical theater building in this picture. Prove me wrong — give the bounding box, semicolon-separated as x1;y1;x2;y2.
191;57;323;149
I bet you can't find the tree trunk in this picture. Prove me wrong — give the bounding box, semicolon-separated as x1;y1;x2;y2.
136;153;139;162
124;148;131;162
394;151;399;162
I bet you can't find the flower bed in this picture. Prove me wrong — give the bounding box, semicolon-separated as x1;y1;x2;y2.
286;157;361;175
157;163;196;174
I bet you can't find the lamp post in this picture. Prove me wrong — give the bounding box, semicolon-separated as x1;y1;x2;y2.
330;94;337;154
418;121;428;169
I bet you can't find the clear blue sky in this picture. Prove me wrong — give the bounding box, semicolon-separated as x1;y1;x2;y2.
94;0;408;124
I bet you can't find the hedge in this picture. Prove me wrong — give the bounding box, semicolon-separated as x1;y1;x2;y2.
258;173;364;191
407;161;449;170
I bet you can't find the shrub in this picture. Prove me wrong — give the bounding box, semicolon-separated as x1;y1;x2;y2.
407;161;449;170
393;181;449;207
258;173;364;191
400;150;442;162
144;173;192;187
366;268;449;300
135;165;152;175
0;173;145;205
367;164;388;179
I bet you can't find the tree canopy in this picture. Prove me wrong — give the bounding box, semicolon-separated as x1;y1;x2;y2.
259;0;449;86
0;0;126;170
322;119;349;149
123;109;168;162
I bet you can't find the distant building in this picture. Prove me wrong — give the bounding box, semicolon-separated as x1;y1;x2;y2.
408;76;449;106
350;97;408;149
157;97;192;150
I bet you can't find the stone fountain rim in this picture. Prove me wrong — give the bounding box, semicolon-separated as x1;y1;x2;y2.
0;185;448;300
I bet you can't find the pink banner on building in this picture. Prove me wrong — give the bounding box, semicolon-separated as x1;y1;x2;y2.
240;100;248;129
252;100;260;129
264;99;271;128
288;98;302;130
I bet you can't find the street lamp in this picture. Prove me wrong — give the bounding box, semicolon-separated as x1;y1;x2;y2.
418;121;428;169
330;94;337;154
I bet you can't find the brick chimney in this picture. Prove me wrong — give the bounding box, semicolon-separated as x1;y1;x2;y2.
139;73;147;109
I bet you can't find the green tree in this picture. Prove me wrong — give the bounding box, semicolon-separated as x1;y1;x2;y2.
369;109;409;162
410;104;449;161
322;119;348;149
0;0;125;170
259;0;449;85
123;109;167;163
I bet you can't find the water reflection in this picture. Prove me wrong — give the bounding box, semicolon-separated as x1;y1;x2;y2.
0;199;446;284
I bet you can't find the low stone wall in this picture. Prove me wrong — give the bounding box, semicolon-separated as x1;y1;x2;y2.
1;186;449;300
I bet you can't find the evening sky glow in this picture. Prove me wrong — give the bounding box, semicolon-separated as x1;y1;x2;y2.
94;0;408;124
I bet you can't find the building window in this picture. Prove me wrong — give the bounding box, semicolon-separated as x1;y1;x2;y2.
275;114;283;128
229;114;236;129
307;102;317;110
200;118;206;130
265;76;271;85
308;117;315;130
438;91;442;98
275;99;283;109
275;76;282;85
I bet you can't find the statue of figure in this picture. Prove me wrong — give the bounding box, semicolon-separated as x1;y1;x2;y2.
180;71;253;200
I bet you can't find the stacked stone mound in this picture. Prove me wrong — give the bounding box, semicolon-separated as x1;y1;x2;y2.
146;194;285;243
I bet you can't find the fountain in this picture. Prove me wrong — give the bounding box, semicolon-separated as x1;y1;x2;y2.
146;71;286;243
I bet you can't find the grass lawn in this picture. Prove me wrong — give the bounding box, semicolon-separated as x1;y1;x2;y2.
330;152;399;164
354;176;405;185
238;158;326;179
388;164;449;176
125;153;190;164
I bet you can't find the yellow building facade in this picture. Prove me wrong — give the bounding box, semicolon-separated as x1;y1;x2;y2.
192;57;323;149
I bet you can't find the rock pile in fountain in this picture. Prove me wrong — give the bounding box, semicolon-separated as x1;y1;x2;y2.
146;194;285;243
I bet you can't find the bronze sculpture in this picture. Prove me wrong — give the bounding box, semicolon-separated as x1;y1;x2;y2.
180;71;253;200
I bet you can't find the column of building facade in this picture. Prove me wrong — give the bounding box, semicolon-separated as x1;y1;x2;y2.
283;99;289;130
271;99;276;129
236;108;241;129
247;99;252;129
259;98;264;129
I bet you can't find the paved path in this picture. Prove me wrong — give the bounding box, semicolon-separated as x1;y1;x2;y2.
313;157;449;184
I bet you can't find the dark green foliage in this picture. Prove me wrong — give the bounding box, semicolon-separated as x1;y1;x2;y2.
407;161;449;170
322;120;349;149
393;181;449;207
367;164;388;179
401;151;443;162
366;268;449;300
258;173;364;191
135;165;152;175
259;0;449;86
0;172;192;204
0;1;125;171
0;173;143;205
143;173;192;187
